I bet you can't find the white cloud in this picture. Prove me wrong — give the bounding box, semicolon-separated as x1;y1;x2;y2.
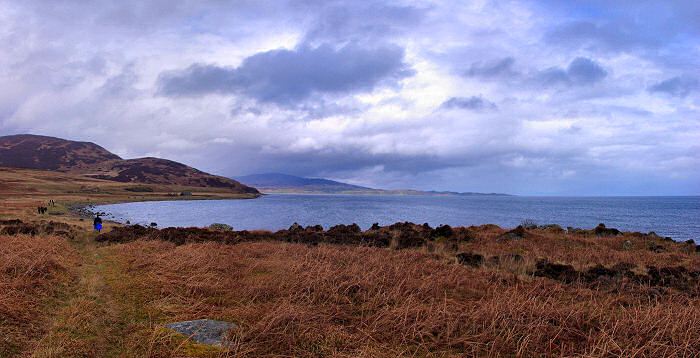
0;0;698;195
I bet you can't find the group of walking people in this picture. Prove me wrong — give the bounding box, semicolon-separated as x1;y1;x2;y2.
36;199;56;214
35;198;103;232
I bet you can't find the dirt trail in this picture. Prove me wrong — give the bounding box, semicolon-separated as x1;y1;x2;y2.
31;231;127;357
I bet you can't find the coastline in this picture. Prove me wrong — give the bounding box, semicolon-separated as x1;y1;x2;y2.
67;192;262;221
88;194;699;241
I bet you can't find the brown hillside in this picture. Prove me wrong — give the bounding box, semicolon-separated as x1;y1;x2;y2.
0;134;258;193
0;134;121;172
86;157;258;192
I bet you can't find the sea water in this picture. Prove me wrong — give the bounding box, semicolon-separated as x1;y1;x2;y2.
97;194;700;241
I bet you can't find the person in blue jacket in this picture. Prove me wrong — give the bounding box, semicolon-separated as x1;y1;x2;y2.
93;215;103;232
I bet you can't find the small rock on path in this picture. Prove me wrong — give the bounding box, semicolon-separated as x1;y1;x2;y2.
164;319;236;347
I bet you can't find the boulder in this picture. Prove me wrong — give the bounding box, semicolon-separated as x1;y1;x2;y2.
209;223;233;231
164;319;236;347
537;224;565;233
497;225;526;242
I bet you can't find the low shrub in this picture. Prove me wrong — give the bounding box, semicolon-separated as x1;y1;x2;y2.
209;223;233;231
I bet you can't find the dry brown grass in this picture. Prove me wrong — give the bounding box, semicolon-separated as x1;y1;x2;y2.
0;234;80;356
463;226;699;270
103;237;700;357
0;166;258;220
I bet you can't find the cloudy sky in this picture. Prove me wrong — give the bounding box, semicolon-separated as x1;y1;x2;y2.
1;1;699;195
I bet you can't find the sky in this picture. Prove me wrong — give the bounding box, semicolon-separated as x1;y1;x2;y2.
1;0;699;195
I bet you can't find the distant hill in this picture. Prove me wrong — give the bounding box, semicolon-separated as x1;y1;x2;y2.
0;134;259;194
236;173;371;193
236;173;510;196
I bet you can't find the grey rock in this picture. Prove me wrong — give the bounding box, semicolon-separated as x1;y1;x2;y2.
209;223;234;231
622;240;633;250
497;226;526;242
164;319;236;347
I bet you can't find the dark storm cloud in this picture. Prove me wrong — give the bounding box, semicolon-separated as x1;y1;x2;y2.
440;96;497;111
534;57;607;87
218;145;510;179
464;57;516;78
267;151;450;175
158;43;414;104
648;76;700;97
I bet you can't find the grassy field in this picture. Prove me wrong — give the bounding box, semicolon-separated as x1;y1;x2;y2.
1;167;698;357
0;166;259;221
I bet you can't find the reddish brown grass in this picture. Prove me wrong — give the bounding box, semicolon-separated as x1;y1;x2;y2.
106;237;700;357
0;234;79;356
464;227;699;270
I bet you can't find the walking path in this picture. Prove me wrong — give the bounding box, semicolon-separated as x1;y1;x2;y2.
32;231;127;357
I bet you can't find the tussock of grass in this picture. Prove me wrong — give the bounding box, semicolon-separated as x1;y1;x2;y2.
0;234;79;356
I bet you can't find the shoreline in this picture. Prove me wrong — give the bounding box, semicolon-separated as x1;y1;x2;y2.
88;195;698;241
67;192;262;221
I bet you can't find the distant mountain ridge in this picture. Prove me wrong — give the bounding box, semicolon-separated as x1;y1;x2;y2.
0;134;259;193
236;173;510;196
236;173;372;193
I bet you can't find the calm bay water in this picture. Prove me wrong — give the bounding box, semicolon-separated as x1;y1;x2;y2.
97;194;700;241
